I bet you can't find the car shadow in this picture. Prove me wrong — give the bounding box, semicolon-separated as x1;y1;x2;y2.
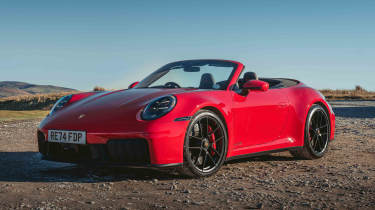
0;151;301;182
333;106;375;118
0;152;182;183
225;153;297;166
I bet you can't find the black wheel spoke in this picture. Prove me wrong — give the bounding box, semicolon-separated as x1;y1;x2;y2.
206;151;217;166
194;148;203;165
310;133;317;148
311;134;316;149
312;115;318;129
189;147;201;150
309;129;315;136
315;135;321;151
215;136;224;143
201;151;208;171
190;135;204;141
209;126;219;135
210;147;221;157
318;135;325;150
319;124;328;129
198;120;204;138
318;112;323;125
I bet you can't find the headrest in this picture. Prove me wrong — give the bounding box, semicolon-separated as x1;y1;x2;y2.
199;73;215;89
243;72;258;81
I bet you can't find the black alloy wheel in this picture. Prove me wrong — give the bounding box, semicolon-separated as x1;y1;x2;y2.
290;104;331;159
180;110;228;177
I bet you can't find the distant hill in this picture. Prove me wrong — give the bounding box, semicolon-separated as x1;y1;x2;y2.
0;81;76;98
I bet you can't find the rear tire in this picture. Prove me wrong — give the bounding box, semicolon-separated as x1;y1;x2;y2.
290;104;330;159
179;110;228;177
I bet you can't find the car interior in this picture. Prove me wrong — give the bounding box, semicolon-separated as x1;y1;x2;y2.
235;71;300;90
199;73;216;89
197;71;299;91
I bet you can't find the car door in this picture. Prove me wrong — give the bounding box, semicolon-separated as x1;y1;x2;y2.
231;88;289;150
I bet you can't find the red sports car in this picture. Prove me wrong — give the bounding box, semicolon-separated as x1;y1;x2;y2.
37;59;335;177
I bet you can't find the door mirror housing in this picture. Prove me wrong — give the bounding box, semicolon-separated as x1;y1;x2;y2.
243;80;269;92
128;81;139;89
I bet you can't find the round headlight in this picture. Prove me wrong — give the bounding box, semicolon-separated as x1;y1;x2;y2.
49;95;72;116
141;95;176;120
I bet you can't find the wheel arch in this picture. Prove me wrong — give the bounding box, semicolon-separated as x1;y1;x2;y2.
287;86;335;147
200;106;229;135
310;100;335;140
314;101;329;117
174;91;233;158
304;101;330;134
198;106;234;159
292;101;331;159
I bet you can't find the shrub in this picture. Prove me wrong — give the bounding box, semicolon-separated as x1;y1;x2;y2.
355;85;366;92
93;86;106;91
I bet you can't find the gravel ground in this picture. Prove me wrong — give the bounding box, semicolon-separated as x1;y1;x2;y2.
0;101;374;209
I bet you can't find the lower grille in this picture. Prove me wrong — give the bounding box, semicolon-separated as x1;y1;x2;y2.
37;132;150;165
107;139;150;164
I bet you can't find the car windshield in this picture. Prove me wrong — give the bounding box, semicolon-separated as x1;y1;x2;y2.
136;60;237;90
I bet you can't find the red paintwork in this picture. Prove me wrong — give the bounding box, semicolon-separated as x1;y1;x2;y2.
68;92;99;104
128;81;139;89
38;59;335;166
243;80;269;91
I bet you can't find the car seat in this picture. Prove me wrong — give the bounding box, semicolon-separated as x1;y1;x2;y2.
199;73;215;89
238;72;258;89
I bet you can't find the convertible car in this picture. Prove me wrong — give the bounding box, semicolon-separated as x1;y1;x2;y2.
37;59;335;177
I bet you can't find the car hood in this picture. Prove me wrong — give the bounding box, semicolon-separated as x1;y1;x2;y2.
75;88;193;109
39;88;196;132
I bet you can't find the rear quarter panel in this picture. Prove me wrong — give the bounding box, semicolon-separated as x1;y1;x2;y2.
284;83;335;147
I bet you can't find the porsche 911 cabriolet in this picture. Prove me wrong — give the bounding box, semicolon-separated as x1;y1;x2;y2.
37;59;335;177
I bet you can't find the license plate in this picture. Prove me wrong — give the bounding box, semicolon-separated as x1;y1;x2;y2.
48;130;86;144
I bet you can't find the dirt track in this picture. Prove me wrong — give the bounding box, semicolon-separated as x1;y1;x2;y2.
0;101;374;209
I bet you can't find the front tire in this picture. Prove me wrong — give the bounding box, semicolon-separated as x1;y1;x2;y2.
180;110;228;177
290;104;330;159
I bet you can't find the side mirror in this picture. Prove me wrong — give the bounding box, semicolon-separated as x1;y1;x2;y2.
128;81;139;89
243;80;269;92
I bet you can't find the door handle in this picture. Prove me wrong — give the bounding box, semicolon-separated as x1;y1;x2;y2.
278;102;288;108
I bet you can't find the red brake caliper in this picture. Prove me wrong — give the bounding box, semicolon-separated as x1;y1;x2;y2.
208;125;216;156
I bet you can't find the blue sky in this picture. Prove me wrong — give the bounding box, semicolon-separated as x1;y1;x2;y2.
1;0;374;91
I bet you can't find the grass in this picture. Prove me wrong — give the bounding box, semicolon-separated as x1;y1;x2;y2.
0;110;49;121
320;86;375;100
0;91;78;102
0;91;79;110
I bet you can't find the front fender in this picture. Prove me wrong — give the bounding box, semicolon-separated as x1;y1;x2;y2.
68;91;106;104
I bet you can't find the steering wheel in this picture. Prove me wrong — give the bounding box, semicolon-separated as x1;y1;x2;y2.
164;82;181;88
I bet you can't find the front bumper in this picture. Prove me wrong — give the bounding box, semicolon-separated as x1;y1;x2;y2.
37;119;189;166
330;112;336;141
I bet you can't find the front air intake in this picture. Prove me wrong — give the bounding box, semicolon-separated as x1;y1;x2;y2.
107;139;150;164
37;131;47;155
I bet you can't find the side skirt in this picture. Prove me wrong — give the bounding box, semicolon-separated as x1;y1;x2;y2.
225;146;302;162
